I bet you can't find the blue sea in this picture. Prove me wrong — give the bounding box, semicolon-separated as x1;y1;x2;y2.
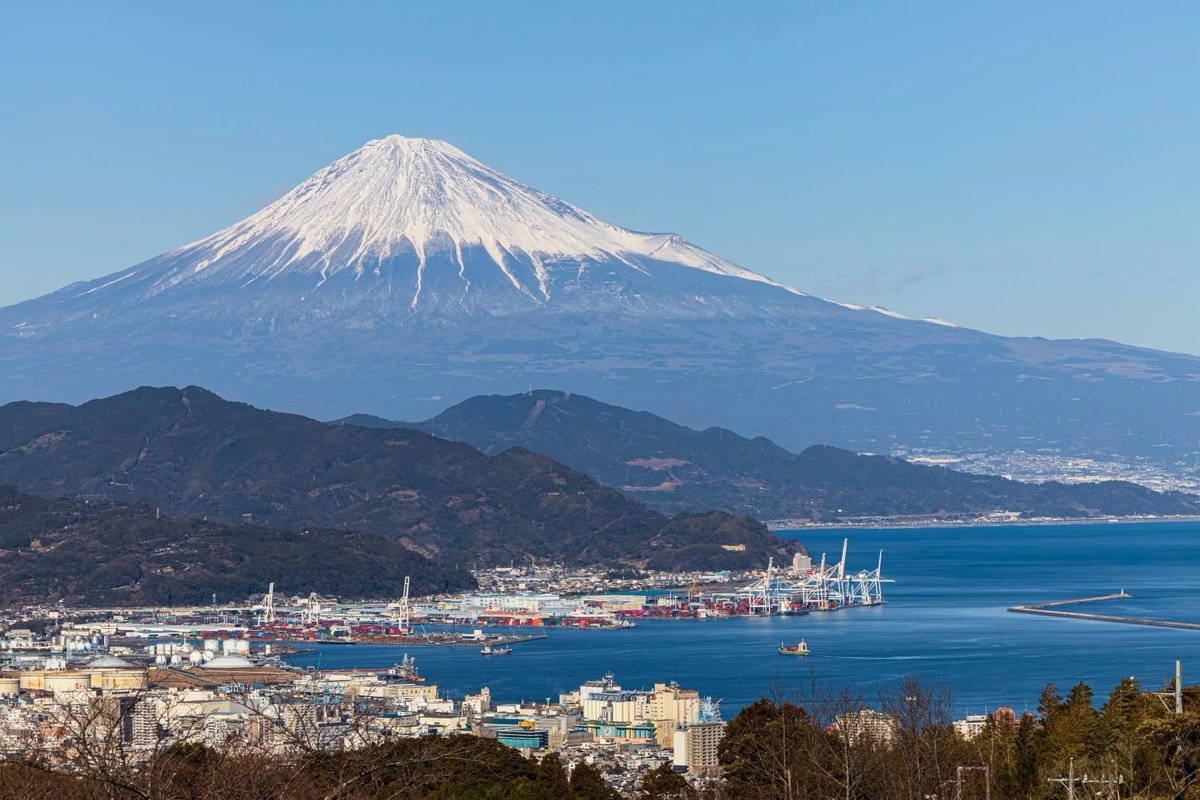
287;521;1200;715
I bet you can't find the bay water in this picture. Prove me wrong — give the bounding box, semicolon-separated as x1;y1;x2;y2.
288;521;1200;715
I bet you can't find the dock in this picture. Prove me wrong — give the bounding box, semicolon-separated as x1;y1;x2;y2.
350;633;548;647
1008;591;1200;631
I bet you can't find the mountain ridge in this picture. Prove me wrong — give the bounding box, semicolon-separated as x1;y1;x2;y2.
6;134;799;324
2;136;1198;477
0;385;797;571
342;389;1200;522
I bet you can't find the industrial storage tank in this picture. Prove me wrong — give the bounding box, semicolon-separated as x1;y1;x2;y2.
41;673;91;693
203;639;220;653
94;670;147;690
0;677;19;697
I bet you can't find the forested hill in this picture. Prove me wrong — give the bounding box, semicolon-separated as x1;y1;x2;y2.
0;386;796;571
364;390;1200;522
0;485;469;606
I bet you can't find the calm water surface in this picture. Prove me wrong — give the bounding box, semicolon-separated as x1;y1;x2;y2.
289;522;1200;714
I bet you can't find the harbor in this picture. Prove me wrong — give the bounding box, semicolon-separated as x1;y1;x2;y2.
12;539;889;657
4;522;1200;716
282;521;1200;714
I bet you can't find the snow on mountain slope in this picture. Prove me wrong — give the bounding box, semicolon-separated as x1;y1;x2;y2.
74;135;798;311
2;135;1199;476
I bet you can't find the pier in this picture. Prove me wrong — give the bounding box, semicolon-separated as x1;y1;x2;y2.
349;633;548;647
1008;591;1200;631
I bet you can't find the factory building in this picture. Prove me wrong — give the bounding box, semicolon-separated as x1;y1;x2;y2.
575;674;703;745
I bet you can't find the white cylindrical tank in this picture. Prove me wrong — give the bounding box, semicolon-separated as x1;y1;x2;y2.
155;655;167;666
44;674;90;692
221;639;236;654
0;677;19;697
233;639;250;655
188;651;203;665
169;654;181;665
201;650;214;662
204;639;220;653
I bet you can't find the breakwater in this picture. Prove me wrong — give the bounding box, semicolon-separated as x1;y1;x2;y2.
1008;591;1200;630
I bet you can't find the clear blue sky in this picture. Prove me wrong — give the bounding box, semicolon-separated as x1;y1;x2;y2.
3;2;1197;353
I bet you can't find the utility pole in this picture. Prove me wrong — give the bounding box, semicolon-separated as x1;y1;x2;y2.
1048;757;1076;800
1152;659;1184;714
1176;659;1183;714
956;764;989;800
1048;758;1123;799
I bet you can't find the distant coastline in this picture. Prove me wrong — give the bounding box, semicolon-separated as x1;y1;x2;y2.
769;514;1200;532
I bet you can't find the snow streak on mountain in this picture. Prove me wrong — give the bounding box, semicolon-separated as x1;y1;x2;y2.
1;135;1198;475
27;135;800;321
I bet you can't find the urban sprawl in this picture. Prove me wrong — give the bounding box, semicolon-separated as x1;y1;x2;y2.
0;549;928;795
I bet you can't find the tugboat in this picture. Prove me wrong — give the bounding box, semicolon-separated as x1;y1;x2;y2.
778;639;809;656
481;644;513;656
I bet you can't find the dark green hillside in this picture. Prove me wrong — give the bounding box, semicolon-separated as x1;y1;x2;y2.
0;486;468;606
378;389;1200;522
0;387;796;570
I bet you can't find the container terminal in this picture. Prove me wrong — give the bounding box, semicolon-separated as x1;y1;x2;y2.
0;540;887;653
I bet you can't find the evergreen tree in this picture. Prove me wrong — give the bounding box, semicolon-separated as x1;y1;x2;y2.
1011;713;1041;799
534;752;571;798
569;762;620;800
638;762;696;800
1037;683;1063;721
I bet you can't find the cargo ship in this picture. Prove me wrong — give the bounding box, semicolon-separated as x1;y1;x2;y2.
778;640;809;656
481;644;513;656
383;654;425;682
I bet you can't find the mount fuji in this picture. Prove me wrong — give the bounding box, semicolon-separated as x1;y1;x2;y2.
2;135;1198;476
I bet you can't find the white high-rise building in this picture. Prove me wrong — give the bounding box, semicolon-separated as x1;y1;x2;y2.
673;721;726;774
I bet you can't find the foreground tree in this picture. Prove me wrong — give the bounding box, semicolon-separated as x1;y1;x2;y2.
639;762;696;800
568;762;620;800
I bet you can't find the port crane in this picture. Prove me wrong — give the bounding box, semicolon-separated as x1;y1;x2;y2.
391;576;412;634
255;582;277;624
735;539;890;615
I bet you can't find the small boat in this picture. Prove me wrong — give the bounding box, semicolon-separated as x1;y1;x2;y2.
778;640;809;656
384;654;426;682
480;644;513;656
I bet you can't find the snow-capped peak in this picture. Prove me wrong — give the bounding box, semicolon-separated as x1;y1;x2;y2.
167;134;799;301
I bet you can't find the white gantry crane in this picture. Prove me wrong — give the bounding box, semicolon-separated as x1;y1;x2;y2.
256;582;276;625
397;576;412;633
735;539;890;614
